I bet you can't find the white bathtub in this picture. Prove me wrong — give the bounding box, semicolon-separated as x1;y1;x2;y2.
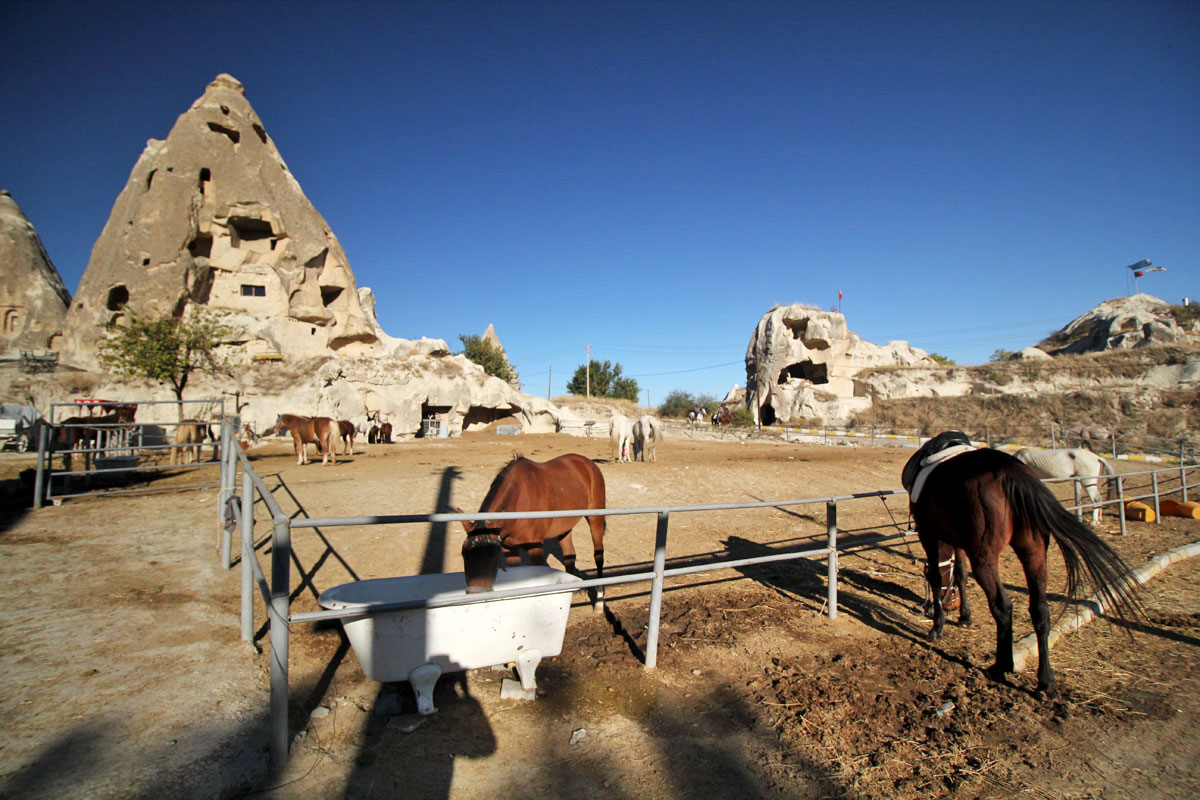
318;565;581;714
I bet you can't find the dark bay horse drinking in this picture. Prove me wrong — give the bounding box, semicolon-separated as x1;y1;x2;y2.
905;430;1142;698
273;414;336;465
458;453;607;611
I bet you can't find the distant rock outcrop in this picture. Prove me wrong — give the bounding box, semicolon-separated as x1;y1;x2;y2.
744;303;937;425
60;74;378;366
0;191;71;355
1037;294;1199;355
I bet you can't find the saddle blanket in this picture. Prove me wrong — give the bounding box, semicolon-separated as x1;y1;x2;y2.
908;444;976;504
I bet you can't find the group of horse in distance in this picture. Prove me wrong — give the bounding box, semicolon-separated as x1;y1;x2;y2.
609;413;663;463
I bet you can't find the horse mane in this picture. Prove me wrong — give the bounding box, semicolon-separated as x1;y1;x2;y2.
478;453;526;512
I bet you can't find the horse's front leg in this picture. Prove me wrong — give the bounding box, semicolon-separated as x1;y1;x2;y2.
924;559;947;640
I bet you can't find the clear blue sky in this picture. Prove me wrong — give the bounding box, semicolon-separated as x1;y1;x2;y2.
2;1;1197;406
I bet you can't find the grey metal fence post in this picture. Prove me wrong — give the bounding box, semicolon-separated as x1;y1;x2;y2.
220;420;236;569
986;427;992;449
34;422;47;510
1151;471;1161;524
827;500;838;620
241;467;255;642
1110;433;1117;460
1180;448;1188;503
1072;479;1083;522
1050;424;1057;449
1117;475;1127;536
269;513;292;771
645;511;670;670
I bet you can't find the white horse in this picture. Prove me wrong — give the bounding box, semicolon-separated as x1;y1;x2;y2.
610;414;633;463
632;415;663;462
1015;447;1116;524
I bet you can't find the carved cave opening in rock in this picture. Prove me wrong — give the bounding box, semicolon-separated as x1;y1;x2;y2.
252;123;268;144
106;285;129;312
462;406;520;433
418;403;453;437
778;361;828;385
228;216;274;252
760;403;776;426
188;234;213;258
199;168;211;194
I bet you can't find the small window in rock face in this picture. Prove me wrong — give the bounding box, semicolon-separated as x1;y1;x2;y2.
240;285;266;297
142;257;150;266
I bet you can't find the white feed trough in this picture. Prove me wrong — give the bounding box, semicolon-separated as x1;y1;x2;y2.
318;565;581;714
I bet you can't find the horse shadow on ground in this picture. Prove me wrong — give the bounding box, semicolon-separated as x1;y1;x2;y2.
722;533;984;673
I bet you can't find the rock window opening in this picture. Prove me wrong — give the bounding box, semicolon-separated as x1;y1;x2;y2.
240;285;266;298
4;309;19;333
207;121;241;144
199;168;211;194
188;234;213;258
146;169;156;191
321;286;343;308
252;123;268;144
106;285;129;312
142;258;150;266
778;361;828;385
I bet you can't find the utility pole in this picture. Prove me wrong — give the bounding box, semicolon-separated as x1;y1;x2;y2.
586;343;591;399
547;365;552;400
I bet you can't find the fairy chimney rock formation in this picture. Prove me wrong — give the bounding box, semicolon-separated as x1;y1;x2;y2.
0;190;71;355
745;303;937;425
60;74;378;365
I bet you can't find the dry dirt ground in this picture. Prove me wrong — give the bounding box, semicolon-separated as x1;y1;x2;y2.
1;430;1198;799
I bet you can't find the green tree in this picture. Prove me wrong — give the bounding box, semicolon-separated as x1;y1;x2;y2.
97;310;235;418
989;348;1015;362
658;390;696;418
566;359;640;401
928;353;955;366
457;334;517;383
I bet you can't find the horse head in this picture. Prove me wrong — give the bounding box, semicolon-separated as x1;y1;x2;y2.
456;507;504;592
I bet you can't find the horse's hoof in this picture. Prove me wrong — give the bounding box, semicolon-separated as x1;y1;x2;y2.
927;628;943;642
985;664;1009;683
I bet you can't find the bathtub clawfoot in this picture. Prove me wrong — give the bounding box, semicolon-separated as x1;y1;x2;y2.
409;663;442;715
514;648;543;692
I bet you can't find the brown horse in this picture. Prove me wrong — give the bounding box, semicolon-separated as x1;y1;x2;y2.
57;406;137;469
336;420;356;455
458;453;606;611
170;419;213;464
272;414;336;465
906;430;1142;698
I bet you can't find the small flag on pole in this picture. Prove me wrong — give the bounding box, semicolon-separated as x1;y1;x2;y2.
838;288;843;300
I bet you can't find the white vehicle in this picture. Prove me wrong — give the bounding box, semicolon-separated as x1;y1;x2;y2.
0;404;42;453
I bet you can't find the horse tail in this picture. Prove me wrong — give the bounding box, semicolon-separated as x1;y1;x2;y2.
1005;467;1143;625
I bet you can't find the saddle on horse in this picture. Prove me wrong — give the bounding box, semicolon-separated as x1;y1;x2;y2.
902;430;976;504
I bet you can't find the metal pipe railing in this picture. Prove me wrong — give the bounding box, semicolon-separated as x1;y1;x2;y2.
220;417;1197;774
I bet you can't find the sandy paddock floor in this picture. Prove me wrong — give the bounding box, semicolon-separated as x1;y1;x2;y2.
1;431;1198;799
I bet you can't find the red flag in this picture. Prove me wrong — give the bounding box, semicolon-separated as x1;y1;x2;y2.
1134;271;1144;277
838;288;843;300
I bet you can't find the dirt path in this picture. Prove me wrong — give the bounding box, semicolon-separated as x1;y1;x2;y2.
0;434;1197;799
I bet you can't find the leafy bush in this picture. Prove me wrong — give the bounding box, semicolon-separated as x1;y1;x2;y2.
457;335;516;383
